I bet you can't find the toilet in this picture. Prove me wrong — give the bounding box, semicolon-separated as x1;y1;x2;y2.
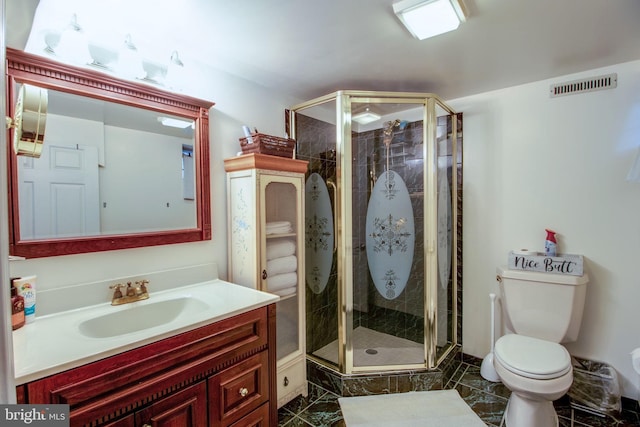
493;267;588;427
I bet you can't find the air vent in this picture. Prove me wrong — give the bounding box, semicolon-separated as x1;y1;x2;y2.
550;73;617;97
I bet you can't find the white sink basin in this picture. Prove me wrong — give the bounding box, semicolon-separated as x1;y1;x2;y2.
78;297;210;338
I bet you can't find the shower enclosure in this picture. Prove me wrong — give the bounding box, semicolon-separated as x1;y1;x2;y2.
288;91;462;379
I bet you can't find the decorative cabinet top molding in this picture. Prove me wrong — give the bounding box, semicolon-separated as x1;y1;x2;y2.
224;153;309;174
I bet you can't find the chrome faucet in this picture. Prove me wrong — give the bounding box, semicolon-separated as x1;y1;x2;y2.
109;280;150;305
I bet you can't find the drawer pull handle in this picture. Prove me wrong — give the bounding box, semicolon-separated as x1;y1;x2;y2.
283;376;289;386
239;387;249;397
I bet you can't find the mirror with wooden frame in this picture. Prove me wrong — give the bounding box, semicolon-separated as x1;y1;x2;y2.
6;48;214;258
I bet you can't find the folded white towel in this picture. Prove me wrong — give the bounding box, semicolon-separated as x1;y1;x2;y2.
273;287;296;297
266;239;296;260
267;255;297;276
267;220;291;229
266;272;297;292
266;221;293;235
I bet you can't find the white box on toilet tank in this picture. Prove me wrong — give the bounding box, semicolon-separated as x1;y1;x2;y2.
507;251;583;276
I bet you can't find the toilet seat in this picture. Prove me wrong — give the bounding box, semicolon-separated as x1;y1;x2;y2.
494;334;571;380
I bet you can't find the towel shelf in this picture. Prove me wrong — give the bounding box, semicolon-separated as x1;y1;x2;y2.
225;154;308;409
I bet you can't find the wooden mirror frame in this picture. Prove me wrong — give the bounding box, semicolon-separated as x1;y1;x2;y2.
6;48;214;258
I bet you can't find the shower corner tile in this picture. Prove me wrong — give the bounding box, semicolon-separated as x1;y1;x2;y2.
342;375;391;397
407;371;442;392
307;360;344;396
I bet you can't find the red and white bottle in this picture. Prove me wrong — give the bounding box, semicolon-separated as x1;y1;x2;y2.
545;229;557;257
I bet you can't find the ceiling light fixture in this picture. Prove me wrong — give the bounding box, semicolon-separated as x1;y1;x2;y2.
352;107;382;125
158;117;194;129
393;0;467;40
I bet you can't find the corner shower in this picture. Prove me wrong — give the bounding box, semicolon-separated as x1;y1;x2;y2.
288;91;462;386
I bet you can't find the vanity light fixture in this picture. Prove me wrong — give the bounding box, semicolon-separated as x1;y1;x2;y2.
115;34;146;80
393;0;467;40
158;117;194;129
55;14;92;65
165;51;185;91
352;107;382;125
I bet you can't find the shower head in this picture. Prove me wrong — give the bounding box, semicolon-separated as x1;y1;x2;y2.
383;119;401;136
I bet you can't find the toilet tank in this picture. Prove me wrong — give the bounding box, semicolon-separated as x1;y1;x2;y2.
497;266;589;343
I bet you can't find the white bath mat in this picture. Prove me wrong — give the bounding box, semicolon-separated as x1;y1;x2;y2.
339;389;485;427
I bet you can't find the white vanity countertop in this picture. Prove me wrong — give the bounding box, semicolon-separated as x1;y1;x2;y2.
12;279;279;384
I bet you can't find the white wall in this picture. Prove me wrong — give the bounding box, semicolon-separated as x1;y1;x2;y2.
100;126;194;233
450;59;640;399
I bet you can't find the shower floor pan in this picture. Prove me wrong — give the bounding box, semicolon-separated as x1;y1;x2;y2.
313;326;424;366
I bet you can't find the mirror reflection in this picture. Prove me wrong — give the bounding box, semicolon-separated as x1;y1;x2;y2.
16;87;197;240
7;47;212;258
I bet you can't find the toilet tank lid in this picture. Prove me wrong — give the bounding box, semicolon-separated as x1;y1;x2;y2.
497;266;589;285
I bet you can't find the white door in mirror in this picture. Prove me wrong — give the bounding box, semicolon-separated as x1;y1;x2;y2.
18;144;100;239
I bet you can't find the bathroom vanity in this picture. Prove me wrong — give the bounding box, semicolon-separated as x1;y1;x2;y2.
13;279;279;427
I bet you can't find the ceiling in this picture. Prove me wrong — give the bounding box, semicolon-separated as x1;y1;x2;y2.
6;0;640;102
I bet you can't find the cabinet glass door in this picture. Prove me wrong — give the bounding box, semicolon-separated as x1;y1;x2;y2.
262;179;301;361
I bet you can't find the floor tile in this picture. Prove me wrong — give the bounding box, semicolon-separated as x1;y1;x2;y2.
280;357;640;427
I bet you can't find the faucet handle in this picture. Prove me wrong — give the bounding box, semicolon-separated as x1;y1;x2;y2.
135;280;149;294
109;283;125;299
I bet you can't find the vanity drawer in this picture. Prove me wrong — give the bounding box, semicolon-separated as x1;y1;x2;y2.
228;402;270;427
208;351;269;427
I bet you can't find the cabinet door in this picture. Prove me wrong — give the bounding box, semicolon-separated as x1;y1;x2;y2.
260;176;304;363
135;381;207;427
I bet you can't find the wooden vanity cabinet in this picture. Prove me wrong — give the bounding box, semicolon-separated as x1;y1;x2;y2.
16;305;277;427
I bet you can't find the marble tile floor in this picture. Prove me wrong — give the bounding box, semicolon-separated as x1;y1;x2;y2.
278;358;640;427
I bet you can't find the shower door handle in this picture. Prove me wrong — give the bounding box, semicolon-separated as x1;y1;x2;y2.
326;178;338;253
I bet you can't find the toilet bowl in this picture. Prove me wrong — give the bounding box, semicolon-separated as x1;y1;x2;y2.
494;334;573;427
